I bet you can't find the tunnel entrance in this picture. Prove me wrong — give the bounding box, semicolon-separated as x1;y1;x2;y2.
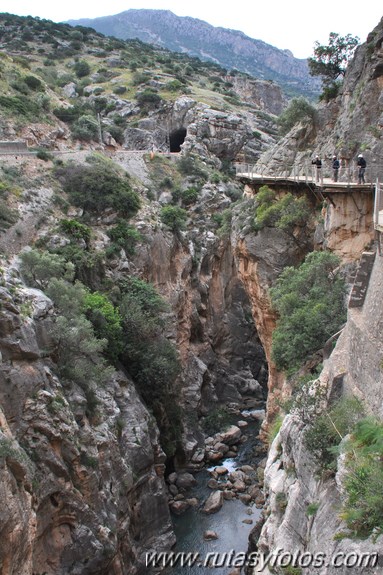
169;127;187;152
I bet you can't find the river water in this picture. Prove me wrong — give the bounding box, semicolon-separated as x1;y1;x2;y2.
167;415;264;575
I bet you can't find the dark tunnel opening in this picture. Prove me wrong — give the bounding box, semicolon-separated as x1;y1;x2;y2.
169;127;187;152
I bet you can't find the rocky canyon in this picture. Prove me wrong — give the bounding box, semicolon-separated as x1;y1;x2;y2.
0;11;382;575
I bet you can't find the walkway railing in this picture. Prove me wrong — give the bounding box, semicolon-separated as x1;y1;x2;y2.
235;161;383;187
374;180;383;229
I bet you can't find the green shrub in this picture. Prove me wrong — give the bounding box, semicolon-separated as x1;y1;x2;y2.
45;278;114;385
71;114;99;142
51;313;112;385
160;205;188;232
19;249;74;289
53;105;79;123
267;414;284;443
59;219;91;243
0;200;18;231
55;155;140;217
180;187;200;206
49;243;105;291
107;124;125;145
253;187;311;233
83;290;123;361
36;93;51;112
11;78;29;95
0;94;39;117
106;220;141;256
306;502;320;516
201;407;232;436
118;276;168;317
53;102;93;123
270;250;347;372
304;396;365;470
216;208;232;236
165;79;183;92
275;491;288;512
36;149;53;161
340;417;383;538
320;82;341;102
177;155;208;180
132;72;149;86
116;277;181;456
136;89;163;110
210;172;221;184
113;85;127;95
24;75;44;91
74;59;91;78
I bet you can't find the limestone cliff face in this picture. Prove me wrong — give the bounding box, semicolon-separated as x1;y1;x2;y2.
321;193;374;261
245;21;383;568
254;253;383;575
123;94;277;164
229;196;315;429
129;197;268;465
0;273;175;574
255;17;383;177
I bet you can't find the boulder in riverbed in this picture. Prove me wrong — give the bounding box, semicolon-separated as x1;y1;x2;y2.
220;425;242;445
170;500;190;515
215;466;229;475
202;490;224;514
203;530;218;540
176;472;197;490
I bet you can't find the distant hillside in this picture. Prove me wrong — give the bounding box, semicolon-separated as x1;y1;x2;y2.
0;12;283;160
68;9;321;99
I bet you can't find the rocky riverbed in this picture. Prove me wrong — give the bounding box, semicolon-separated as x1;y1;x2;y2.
164;411;267;574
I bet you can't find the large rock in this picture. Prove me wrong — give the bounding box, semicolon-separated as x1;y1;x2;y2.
220;425;242;445
202;490;224;514
203;530;218;540
176;472;197;490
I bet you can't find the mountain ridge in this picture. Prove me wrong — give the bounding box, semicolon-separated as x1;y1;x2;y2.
67;9;321;99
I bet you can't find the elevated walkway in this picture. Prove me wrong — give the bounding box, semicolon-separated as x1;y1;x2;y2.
236;161;383;255
235;162;377;194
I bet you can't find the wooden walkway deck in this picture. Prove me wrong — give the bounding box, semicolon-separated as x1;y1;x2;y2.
235;169;374;193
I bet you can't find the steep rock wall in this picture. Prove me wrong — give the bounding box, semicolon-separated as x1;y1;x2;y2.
224;189;322;432
131;219;268;464
252;253;383;575
322;192;375;260
255;18;383;178
0;273;175;575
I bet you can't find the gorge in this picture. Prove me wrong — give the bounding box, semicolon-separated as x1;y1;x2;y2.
0;11;383;575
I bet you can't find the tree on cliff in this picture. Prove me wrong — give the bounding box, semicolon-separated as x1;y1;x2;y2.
308;32;359;100
277;97;316;136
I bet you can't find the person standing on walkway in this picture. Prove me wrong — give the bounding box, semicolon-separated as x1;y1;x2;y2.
357;153;366;184
312;155;322;183
332;155;340;182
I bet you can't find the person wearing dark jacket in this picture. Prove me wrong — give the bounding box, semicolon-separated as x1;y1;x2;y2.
312;155;322;182
357;154;366;184
332;155;340;182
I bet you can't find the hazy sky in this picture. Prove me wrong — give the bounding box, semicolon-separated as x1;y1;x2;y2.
1;1;382;59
